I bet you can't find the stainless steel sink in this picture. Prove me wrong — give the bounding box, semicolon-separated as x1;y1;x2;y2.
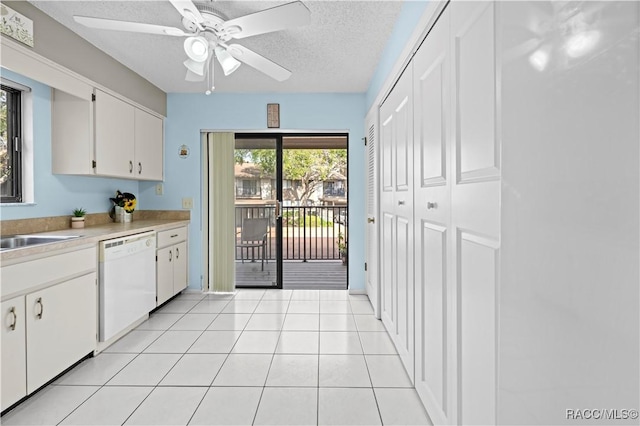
0;235;81;251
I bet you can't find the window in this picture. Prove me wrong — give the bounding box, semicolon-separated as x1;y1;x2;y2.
1;84;22;203
237;179;260;197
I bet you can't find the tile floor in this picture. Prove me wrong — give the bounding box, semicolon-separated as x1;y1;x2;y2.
2;289;432;426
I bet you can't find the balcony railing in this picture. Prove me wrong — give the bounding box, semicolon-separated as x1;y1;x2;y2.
235;204;347;261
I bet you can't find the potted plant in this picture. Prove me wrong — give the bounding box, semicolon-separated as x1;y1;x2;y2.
71;208;86;229
109;190;137;223
338;232;347;265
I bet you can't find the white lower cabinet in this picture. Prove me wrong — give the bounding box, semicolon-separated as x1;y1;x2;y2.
25;274;96;393
0;247;97;412
156;227;188;306
1;296;27;411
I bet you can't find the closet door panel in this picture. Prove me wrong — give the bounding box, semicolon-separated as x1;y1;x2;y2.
413;6;453;424
394;96;412;192
458;233;498;426
455;2;499;183
381;212;395;326
379;67;415;381
394;214;414;381
452;2;500;425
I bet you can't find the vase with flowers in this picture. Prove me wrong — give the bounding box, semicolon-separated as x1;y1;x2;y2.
109;190;137;223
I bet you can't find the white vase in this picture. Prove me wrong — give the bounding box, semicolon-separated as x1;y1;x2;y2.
123;211;132;223
114;206;124;223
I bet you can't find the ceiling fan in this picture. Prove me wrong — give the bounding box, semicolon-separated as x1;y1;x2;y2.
73;0;311;93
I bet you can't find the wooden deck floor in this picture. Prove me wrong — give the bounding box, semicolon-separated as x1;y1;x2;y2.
235;260;347;290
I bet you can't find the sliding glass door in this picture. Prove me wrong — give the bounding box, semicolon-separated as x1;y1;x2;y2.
233;133;348;290
234;137;282;288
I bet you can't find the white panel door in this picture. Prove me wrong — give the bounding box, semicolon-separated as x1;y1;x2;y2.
380;66;415;382
94;89;135;178
412;7;454;424
365;110;380;318
451;2;500;425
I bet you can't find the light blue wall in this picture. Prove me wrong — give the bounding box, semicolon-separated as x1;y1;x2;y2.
0;68;139;221
139;93;366;290
365;0;430;110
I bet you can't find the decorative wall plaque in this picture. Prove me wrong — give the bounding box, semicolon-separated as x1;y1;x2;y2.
267;103;280;128
1;4;34;47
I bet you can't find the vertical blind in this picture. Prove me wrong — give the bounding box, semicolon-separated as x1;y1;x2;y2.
206;132;236;292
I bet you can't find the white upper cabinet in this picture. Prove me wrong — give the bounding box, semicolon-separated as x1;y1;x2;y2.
52;88;164;181
94;89;135;177
134;108;164;181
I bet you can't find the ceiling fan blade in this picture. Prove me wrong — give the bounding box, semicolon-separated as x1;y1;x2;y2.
168;0;204;24
222;1;311;40
74;16;187;36
227;44;292;82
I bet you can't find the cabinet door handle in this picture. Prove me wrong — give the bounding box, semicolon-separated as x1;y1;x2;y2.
169;249;172;262
176;247;179;259
170;234;179;238
138;162;142;174
9;307;17;331
35;298;44;319
129;161;133;173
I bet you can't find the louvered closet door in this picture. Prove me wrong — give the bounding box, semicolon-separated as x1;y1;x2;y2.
412;7;454;425
379;66;415;382
451;2;500;425
364;113;380;318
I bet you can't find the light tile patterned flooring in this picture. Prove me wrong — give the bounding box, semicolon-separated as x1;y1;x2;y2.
2;290;432;426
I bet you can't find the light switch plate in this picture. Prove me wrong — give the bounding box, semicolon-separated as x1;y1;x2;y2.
155;183;163;195
182;197;193;209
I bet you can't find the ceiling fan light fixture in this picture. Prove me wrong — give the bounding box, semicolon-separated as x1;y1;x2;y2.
215;46;241;76
184;36;209;62
183;58;206;76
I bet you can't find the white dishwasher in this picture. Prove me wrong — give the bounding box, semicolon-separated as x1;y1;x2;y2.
99;231;156;342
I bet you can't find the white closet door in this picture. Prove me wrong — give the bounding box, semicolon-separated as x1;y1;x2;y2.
380;66;415;382
413;7;454;425
364;111;380;318
451;2;500;425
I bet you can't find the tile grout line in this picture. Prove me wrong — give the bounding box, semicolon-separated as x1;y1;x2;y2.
53;293;208;425
251;292;292;425
351;297;386;426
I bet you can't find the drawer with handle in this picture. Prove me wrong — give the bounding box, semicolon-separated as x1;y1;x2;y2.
157;226;188;248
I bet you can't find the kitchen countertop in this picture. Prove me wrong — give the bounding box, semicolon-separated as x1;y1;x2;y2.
0;219;190;263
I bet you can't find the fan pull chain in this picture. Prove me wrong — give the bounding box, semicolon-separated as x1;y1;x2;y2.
205;56;215;95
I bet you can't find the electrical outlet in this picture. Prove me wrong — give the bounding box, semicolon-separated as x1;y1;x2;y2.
155;183;163;195
182;197;193;209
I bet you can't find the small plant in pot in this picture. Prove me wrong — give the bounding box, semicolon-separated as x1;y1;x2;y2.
338;232;348;265
71;208;86;229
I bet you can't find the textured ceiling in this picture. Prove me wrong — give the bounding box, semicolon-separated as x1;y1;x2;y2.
28;1;403;93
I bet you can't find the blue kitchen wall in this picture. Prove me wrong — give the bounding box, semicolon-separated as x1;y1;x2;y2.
365;0;430;110
139;93;366;291
0;68;139;220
